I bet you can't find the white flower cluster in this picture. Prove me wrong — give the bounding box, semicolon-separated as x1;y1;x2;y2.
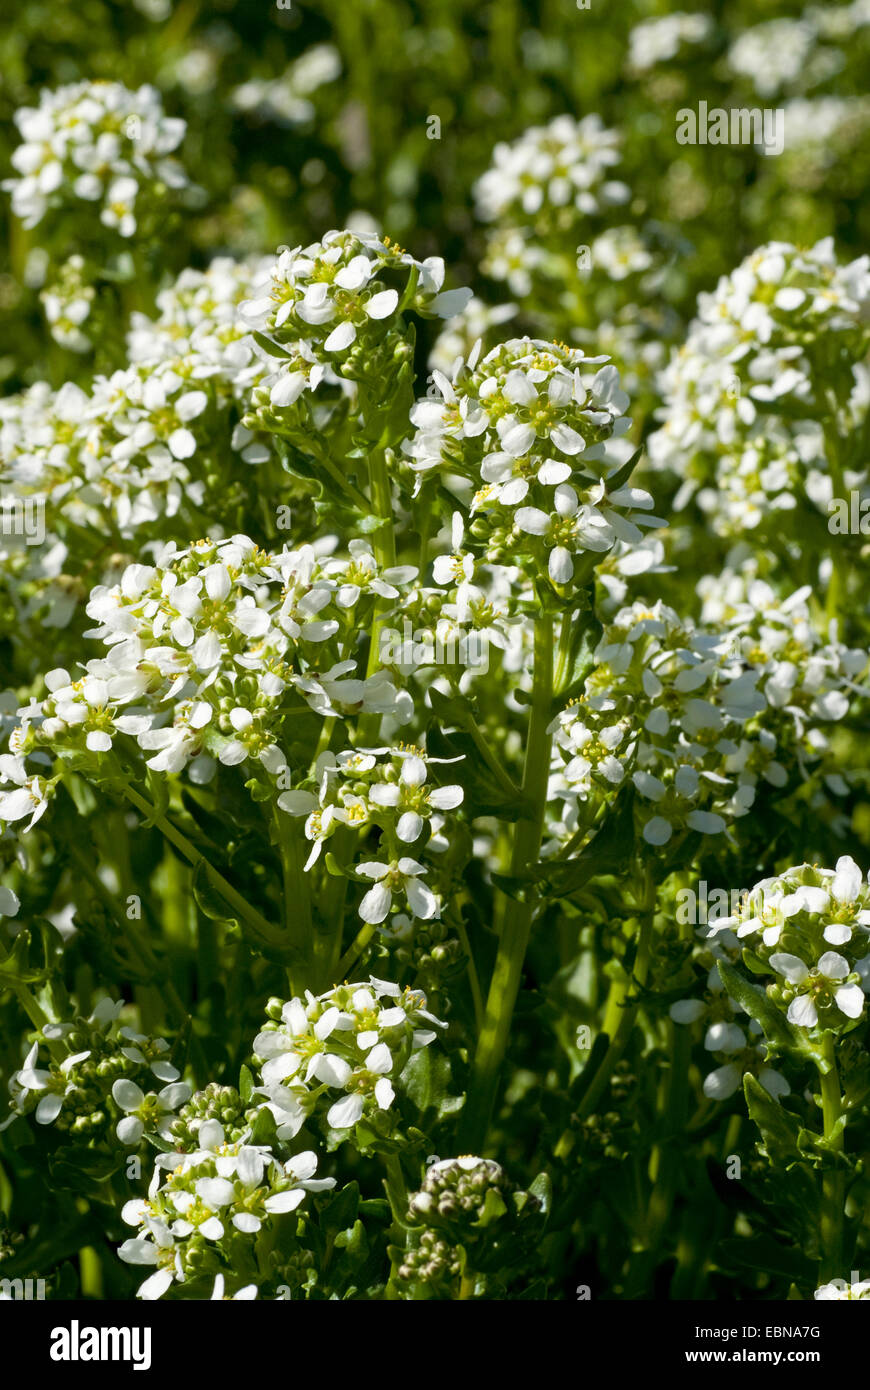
278;745;463;922
807;0;870;40
587;227;654;282
240;229;470;420
119;1127;333;1299
7;534;416;799
412;515;527;676
546;590;867;848
0;256;279;632
2;998;189;1143
649;239;870;531
0;747;52;832
670;927;789;1102
707;859;870;1031
125;253;279;467
407;337;658;587
627;13;714;73
4;81;187;233
783;97;870;153
232;45;341;127
253;977;445;1135
40;254;96;353
815;1277;870;1299
0;363;213;545
703;576;868;734
727;19;818;98
474;114;627;228
728;3;870;98
127;255;275;395
474;115;632;299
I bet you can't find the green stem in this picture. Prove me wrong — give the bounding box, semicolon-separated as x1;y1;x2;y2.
307;441;371;514
554;610;576;694
335;919;377;981
79;1244;103;1299
271;807;312;986
576;902;654;1123
454;910;484;1033
383;1152;408;1221
458;615;554;1151
359;446;398;744
818;1034;846;1283
10;982;52;1033
822;405;849;626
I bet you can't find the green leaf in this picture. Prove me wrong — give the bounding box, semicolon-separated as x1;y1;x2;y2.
528;1171;553;1218
607;445;644;493
474;1187;508;1227
358;1198;392;1222
48;1147;126;1192
718;961;802;1056
250;1104;278;1147
399;1046;463;1123
334;1218;367;1256
796;1122;850;1170
239;1064;254;1104
742;948;770;977
427;724;530;821
191;859;239;925
718;1232;814;1281
356;512;392;535
251;331;294;359
743;1074;802;1167
320;1181;360;1237
428;686;475;728
532;788;636;895
569;1032;611;1106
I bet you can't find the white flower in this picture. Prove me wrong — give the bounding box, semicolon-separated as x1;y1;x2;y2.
0;886;20;917
770;950;865;1027
111;1077;191;1145
815;1278;870;1300
355;857;439;923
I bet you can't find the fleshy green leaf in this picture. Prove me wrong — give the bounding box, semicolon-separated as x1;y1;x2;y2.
743;1074;802;1167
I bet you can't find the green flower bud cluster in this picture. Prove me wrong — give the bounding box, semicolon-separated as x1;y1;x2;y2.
397;1228;462;1290
408;1156;513;1225
401;1156;544;1296
167;1084;253;1151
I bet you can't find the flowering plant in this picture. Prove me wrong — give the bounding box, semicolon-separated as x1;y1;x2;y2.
2;0;870;1310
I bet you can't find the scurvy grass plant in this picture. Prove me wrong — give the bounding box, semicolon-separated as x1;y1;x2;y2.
1;0;870;1305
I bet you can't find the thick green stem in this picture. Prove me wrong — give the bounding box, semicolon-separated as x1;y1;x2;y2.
576;906;653;1123
458;616;554;1151
359;446;398;745
271;807;312;988
818;1034;846;1283
821;406;849;626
